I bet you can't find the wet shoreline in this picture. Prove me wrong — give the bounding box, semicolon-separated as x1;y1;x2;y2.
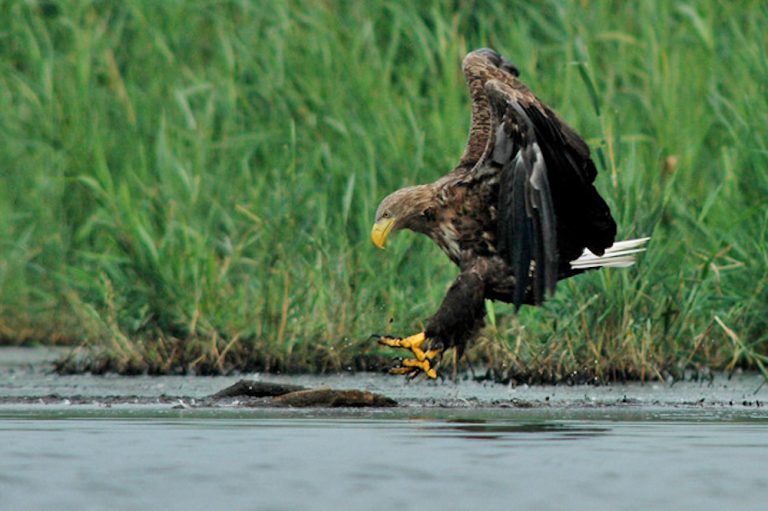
2;347;766;413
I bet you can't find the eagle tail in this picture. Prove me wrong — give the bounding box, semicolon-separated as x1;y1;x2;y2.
569;237;650;270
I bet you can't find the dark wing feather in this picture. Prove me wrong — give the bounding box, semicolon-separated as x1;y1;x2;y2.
459;48;616;309
521;103;615;265
487;90;558;308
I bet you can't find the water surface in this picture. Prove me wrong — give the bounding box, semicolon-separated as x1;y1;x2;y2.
1;409;766;511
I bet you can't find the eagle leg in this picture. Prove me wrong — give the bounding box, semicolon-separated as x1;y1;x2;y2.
374;332;443;379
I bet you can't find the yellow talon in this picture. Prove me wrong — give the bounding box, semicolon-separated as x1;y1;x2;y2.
376;331;441;379
377;332;426;350
401;358;438;379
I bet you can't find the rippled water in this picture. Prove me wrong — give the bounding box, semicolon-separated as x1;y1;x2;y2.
1;410;767;511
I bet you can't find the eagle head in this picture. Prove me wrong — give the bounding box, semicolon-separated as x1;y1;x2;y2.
371;185;434;249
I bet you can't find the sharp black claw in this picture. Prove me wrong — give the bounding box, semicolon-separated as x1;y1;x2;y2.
370;333;403;346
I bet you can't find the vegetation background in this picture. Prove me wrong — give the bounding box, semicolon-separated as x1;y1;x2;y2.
1;0;766;381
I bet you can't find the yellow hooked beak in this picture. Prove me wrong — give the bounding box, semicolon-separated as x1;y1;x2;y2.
371;217;396;249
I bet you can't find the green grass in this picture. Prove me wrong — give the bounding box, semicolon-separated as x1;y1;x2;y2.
1;0;766;381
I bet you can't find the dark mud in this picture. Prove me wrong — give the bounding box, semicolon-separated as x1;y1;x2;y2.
0;381;398;409
1;348;767;412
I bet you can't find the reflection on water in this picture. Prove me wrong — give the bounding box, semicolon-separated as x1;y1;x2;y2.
0;413;767;511
423;419;610;441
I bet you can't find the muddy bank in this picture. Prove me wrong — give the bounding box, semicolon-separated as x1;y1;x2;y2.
1;347;767;412
0;392;764;411
0;376;397;409
0;383;398;409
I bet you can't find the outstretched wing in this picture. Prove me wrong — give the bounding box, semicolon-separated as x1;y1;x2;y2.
461;49;616;309
456;48;521;169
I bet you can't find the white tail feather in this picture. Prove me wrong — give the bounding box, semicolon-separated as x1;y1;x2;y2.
570;237;650;270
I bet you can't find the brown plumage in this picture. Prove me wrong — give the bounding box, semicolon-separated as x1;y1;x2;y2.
371;49;645;373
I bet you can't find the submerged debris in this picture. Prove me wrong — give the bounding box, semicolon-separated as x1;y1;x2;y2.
273;388;397;408
208;379;397;408
210;380;306;399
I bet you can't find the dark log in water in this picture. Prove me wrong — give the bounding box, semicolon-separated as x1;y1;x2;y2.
209;380;397;408
274;388;397;408
210;380;306;399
